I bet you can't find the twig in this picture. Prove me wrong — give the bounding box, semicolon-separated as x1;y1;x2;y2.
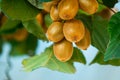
5;54;12;80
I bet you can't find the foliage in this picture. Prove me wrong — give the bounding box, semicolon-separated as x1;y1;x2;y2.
22;18;48;41
22;46;85;73
0;0;120;74
104;12;120;61
102;0;118;8
1;0;40;21
90;52;120;66
9;34;38;56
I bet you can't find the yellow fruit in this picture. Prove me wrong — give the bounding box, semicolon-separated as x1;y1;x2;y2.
50;5;61;21
36;13;43;25
63;19;85;42
46;22;64;42
58;0;79;20
75;28;91;50
53;39;73;62
42;1;59;13
79;0;98;14
13;28;28;41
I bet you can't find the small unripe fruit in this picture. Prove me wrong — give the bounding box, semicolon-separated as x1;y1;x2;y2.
50;5;61;21
36;13;43;25
79;0;98;14
42;1;59;13
58;0;79;20
13;28;28;41
47;22;64;42
63;19;85;42
2;28;28;41
75;28;91;50
36;13;48;33
53;39;73;62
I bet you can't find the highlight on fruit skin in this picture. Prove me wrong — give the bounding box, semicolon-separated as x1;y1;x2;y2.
75;28;91;50
53;39;73;62
46;22;64;42
63;19;85;42
58;0;79;20
50;5;61;21
79;0;98;14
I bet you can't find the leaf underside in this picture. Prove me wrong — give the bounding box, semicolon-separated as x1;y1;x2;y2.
22;46;86;73
104;12;120;61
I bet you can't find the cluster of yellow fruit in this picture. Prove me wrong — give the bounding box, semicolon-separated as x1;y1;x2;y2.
40;0;98;62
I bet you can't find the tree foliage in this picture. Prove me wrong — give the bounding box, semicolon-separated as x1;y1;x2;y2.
0;0;120;74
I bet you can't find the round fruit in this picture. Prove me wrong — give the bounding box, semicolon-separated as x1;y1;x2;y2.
58;0;79;20
13;28;28;41
36;13;43;25
53;39;73;62
50;5;61;21
42;1;59;13
75;28;91;50
79;0;98;14
46;22;64;42
63;19;85;42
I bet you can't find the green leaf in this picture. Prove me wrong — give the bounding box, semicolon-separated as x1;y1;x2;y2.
10;34;38;56
38;0;51;2
91;15;109;53
22;46;86;73
22;46;76;73
1;0;40;21
108;12;120;40
22;18;48;41
44;14;53;28
27;0;43;9
97;0;103;3
102;0;118;8
0;0;1;11
90;52;120;66
104;40;120;61
69;47;86;64
104;12;120;61
0;18;21;34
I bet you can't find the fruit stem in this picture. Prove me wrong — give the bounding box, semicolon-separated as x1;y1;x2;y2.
108;8;117;14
